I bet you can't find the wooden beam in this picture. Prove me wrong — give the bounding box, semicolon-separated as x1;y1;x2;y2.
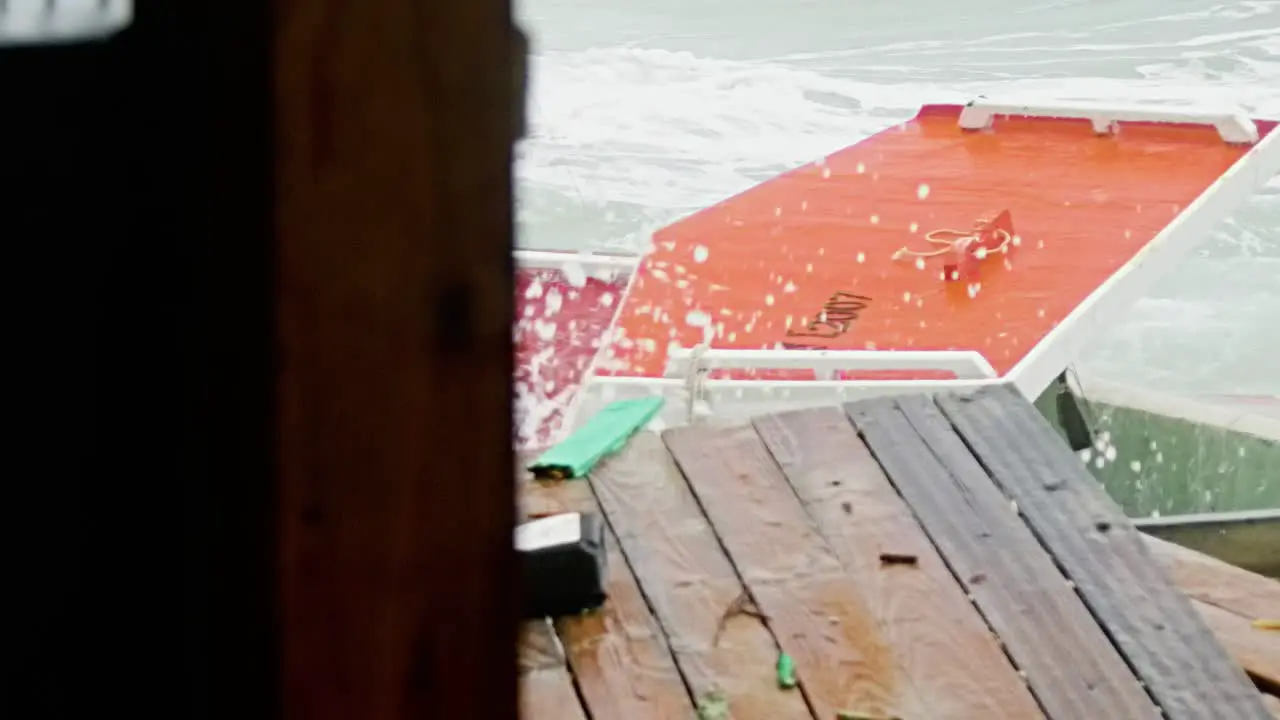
273;0;518;719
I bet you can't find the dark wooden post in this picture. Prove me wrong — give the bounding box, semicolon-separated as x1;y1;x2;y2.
271;1;520;718
4;1;518;717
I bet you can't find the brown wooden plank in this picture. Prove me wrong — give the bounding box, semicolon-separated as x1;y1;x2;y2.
1194;599;1280;694
274;0;519;716
1144;534;1280;621
519;477;698;718
845;396;1158;719
664;422;916;719
519;620;589;720
588;432;815;720
754;407;1045;719
935;385;1270;719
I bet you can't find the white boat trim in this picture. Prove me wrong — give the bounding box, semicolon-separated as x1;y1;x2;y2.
957;101;1261;145
1004;109;1280;401
664;347;998;381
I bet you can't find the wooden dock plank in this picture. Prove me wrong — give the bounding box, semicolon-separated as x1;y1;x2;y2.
1144;534;1280;622
753;407;1045;719
519;620;589;720
1194;599;1280;693
518;476;697;719
589;432;815;720
846;396;1158;719
664;422;929;719
935;385;1271;720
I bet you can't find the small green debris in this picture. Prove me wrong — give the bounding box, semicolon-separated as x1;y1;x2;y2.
696;690;729;720
776;652;797;689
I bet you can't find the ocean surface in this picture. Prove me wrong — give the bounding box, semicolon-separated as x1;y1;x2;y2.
515;0;1280;398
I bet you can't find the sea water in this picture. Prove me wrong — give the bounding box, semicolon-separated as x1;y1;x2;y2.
515;0;1280;398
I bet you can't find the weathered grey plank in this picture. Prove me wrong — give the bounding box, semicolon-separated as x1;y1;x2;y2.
588;431;815;720
846;396;1158;719
664;422;912;719
935;384;1270;720
754;407;1045;719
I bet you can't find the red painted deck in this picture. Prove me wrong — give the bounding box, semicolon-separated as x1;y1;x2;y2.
600;106;1274;380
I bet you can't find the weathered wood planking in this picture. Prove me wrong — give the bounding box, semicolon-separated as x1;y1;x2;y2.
1263;693;1280;718
665;423;923;719
589;432;815;719
936;385;1271;719
519;620;589;720
1193;599;1280;693
518;476;697;719
753;407;1045;719
1144;534;1280;622
846;396;1158;719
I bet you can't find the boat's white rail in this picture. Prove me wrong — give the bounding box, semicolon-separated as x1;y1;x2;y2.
577;374;1008;430
957;100;1260;145
664;346;997;381
1003;102;1280;400
514;249;640;273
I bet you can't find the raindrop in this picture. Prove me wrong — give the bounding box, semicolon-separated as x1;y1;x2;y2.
693;245;709;263
685;310;711;327
916;183;931;200
563;260;587;288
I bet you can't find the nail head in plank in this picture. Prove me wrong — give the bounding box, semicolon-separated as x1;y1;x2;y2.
753;407;1045;719
846;396;1158;719
665;422;930;719
518;620;590;720
520;477;698;718
587;431;815;720
935;385;1271;719
1144;534;1280;622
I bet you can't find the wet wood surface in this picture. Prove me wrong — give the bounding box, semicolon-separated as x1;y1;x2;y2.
753;407;1044;719
665;422;921;719
518;474;697;719
936;385;1271;720
518;620;589;720
1193;600;1280;693
516;389;1276;720
1144;534;1280;621
589;432;814;719
847;395;1157;719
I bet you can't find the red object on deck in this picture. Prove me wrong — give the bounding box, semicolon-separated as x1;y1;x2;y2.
514;267;628;449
